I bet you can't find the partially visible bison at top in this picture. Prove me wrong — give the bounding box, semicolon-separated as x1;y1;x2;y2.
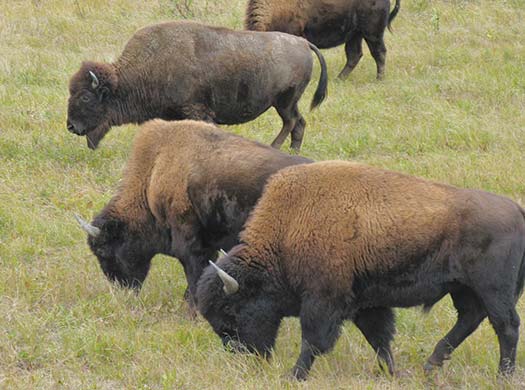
67;21;327;150
197;161;525;380
245;0;401;80
74;119;311;314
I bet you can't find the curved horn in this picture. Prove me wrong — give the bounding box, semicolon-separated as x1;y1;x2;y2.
209;260;239;295
74;213;101;237
88;71;99;89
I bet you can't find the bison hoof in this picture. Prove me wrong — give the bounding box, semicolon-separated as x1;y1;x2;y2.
290;366;309;381
423;360;442;374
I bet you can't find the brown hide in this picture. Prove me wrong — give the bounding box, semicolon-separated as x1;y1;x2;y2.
238;161;525;295
67;21;326;150
245;0;401;79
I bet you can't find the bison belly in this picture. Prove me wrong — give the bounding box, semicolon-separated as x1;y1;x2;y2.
210;80;274;125
303;15;353;48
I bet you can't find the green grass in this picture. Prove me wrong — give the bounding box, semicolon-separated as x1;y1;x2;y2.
1;0;525;388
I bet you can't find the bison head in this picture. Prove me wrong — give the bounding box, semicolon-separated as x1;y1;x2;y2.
67;61;117;150
196;253;284;357
75;214;154;289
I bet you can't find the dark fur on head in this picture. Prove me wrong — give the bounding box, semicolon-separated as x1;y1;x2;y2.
67;61;118;148
87;207;166;289
197;251;291;356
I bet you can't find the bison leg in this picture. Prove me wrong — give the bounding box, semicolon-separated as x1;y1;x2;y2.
292;298;345;380
338;33;363;80
179;249;218;317
290;116;306;152
364;35;387;80
479;293;520;375
424;287;486;372
272;93;300;150
353;307;396;376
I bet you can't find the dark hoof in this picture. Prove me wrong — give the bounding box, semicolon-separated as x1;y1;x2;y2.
290;366;309;381
423;361;441;374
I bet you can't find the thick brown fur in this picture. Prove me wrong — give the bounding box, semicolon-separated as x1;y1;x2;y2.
85;119;311;313
67;21;327;150
197;161;525;379
245;0;401;79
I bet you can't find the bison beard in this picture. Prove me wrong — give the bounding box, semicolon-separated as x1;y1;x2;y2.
197;161;525;380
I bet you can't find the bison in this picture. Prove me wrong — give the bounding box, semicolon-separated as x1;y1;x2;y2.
66;21;327;151
245;0;401;80
197;161;525;380
74;119;312;313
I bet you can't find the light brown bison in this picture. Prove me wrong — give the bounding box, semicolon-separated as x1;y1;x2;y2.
198;161;525;379
75;119;312;313
67;21;327;150
245;0;401;79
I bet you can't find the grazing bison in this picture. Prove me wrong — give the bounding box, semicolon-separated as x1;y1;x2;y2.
66;21;327;151
197;161;525;380
74;119;312;313
245;0;401;80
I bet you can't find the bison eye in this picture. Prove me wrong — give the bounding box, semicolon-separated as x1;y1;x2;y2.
81;94;91;103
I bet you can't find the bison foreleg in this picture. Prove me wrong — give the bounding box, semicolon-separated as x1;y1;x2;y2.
180;250;218;317
292;298;345;380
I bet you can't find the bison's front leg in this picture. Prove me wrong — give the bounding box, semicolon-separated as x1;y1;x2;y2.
180;250;218;317
292;297;345;380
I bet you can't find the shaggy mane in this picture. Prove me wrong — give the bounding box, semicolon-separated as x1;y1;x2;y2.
245;0;273;31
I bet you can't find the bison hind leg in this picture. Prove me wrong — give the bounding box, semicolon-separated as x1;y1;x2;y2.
477;291;520;375
424;287;486;372
364;35;387;80
338;33;363;80
290;116;306;152
353;307;396;376
271;97;300;150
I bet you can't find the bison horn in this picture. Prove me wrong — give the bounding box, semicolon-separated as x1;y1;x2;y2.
88;71;99;89
209;260;239;295
74;213;101;237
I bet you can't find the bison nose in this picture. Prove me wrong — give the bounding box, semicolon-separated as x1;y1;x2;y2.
67;121;76;133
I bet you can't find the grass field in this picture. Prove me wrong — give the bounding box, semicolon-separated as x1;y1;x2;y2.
1;0;525;388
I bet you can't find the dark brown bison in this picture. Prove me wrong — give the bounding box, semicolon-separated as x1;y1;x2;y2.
197;161;525;380
245;0;401;80
66;21;327;151
74;119;312;313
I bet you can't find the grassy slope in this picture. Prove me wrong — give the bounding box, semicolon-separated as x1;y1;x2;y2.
1;0;524;388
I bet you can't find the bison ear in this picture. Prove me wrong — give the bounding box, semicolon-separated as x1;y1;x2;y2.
98;86;110;102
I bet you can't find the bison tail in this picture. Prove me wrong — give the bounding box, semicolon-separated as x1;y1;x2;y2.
388;0;401;33
308;42;328;110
